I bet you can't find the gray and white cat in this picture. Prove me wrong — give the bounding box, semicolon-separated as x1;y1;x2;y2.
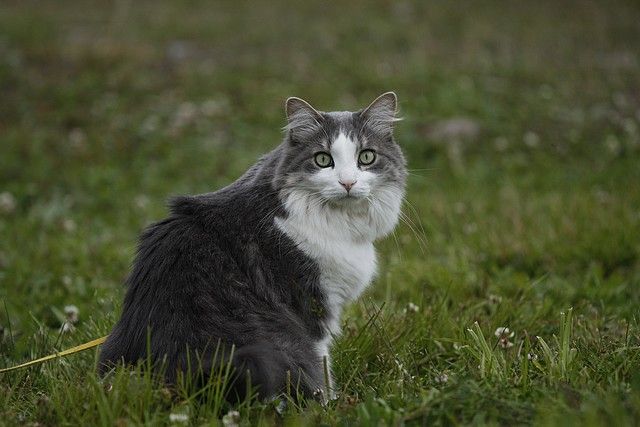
98;92;407;401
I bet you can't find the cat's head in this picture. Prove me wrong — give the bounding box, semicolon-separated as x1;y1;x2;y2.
276;92;406;203
274;92;406;239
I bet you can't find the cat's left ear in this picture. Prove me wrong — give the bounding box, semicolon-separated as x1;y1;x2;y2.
360;92;400;135
284;97;323;139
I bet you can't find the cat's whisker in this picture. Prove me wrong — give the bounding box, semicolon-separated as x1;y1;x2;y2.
398;211;429;255
402;198;429;244
391;229;403;260
406;172;428;180
372;192;428;254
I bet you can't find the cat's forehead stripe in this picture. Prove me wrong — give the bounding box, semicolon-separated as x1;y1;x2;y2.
330;132;357;162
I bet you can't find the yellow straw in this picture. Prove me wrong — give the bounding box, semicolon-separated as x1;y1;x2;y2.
0;336;108;374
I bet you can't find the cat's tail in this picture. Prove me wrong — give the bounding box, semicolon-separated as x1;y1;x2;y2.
99;334;320;403
195;341;317;403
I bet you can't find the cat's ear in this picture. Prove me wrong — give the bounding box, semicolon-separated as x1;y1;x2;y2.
285;97;323;139
360;92;400;135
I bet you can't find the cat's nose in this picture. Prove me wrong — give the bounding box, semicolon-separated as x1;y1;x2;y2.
339;180;357;192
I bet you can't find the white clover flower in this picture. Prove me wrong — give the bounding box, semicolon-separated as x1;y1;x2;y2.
169;413;189;423
524;131;540;148
64;305;79;324
494;327;515;349
499;340;514;349
62;218;77;233
494;327;514;338
68;128;87;150
404;302;419;314
140;115;160;134
134;194;150;209
488;294;503;304
222;410;240;427
435;372;449;384
463;222;478;234
0;192;16;214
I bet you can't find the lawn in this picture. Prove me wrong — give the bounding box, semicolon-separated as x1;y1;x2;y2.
1;0;640;425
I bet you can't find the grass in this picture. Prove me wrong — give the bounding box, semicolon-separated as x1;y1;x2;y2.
1;0;640;425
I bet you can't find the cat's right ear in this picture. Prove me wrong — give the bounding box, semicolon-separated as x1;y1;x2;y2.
284;97;323;139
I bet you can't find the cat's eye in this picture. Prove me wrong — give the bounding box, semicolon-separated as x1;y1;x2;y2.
314;152;333;168
358;150;376;166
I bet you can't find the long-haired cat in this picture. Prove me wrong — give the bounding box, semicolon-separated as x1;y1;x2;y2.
98;92;407;401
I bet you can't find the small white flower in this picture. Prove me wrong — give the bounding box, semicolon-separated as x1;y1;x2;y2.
222;410;240;427
488;294;503;304
404;302;419;314
134;194;150;209
0;192;16;214
494;327;514;338
524;131;540;148
494;327;515;349
527;352;538;361
435;372;449;384
62;218;76;233
68;128;87;150
605;135;621;154
64;305;79;324
463;222;478;235
140;115;160;134
169;413;189;423
500;340;514;349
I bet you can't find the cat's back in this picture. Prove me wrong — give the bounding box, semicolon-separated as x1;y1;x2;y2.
98;166;298;373
130;171;283;297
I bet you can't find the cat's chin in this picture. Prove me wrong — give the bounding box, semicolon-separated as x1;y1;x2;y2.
326;194;370;210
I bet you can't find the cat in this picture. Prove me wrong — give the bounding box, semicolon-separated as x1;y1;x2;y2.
98;92;407;402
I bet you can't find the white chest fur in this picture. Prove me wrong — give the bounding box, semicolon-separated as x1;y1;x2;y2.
275;191;379;335
275;187;402;390
300;229;376;335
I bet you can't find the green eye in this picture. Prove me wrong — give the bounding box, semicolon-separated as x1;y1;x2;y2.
358;150;376;165
314;152;333;168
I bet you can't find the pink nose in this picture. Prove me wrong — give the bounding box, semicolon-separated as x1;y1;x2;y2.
339;180;356;192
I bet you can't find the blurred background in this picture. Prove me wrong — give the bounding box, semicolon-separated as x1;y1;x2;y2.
1;0;639;424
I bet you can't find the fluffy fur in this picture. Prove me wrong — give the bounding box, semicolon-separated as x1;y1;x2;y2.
98;92;407;402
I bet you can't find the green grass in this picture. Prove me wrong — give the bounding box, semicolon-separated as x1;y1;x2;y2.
1;0;640;425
